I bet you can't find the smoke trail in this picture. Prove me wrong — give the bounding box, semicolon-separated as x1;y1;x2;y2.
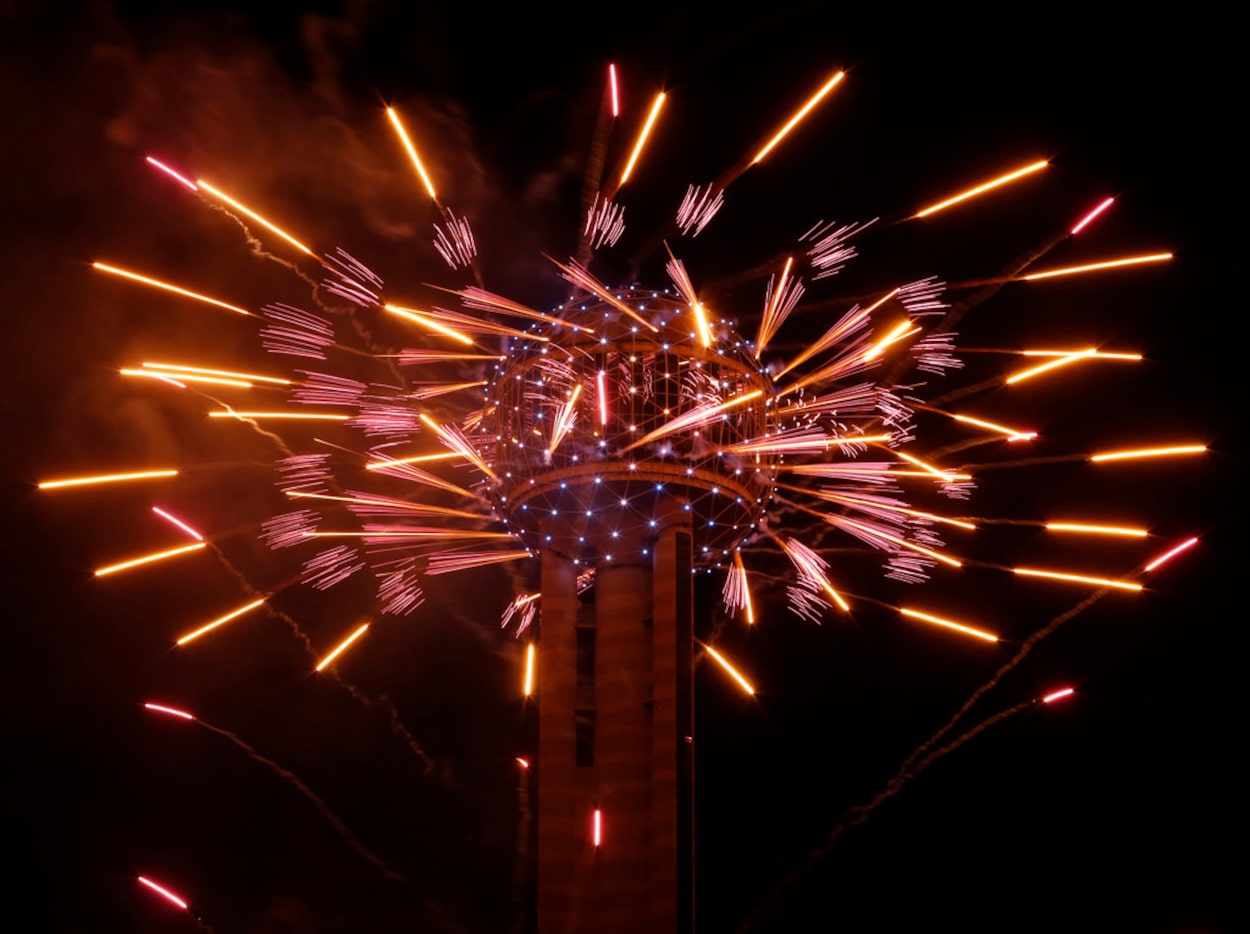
195;718;409;884
510;763;532;934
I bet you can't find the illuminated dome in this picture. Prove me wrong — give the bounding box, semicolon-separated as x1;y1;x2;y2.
482;287;779;566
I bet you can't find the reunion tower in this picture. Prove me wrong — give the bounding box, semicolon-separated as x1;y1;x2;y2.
483;281;781;931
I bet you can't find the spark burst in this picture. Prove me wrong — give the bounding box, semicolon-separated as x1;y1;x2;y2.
36;38;1207;931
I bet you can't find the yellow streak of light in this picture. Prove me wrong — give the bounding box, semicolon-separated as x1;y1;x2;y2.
385;304;475;346
1089;444;1206;463
899;608;998;643
913;159;1048;218
365;451;461;469
894;450;958;481
1005;349;1094;384
285;490;485;522
733;551;755;624
702;644;756;696
627;389;763;451
692;302;713;348
94;542;206;577
950;413;1036;440
176;598;267;645
386;106;438;200
1013;567;1143;591
523;643;536;697
38;469;178;491
891;469;974;481
862;320;920;361
209;411;349;420
1046;522;1148;538
1021;349;1141;361
1021;253;1173;281
620;92;667;185
92;262;250;315
752;70;845;164
195;181;316;257
315;623;371;671
122;369;251;389
142;362;291;384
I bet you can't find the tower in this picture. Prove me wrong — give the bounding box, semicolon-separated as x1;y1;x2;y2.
484;287;779;931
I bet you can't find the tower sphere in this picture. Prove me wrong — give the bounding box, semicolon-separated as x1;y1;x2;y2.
483;287;781;564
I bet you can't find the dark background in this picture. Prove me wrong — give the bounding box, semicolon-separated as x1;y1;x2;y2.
3;2;1241;931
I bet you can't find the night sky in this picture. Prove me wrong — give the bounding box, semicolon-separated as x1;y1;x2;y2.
3;2;1241;932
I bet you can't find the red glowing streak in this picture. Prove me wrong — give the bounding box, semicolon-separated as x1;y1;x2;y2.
515;757;530;769
597;370;609;426
145;156;198;192
1143;536;1199;572
1070;196;1115;234
608;63;619;117
1042;687;1075;704
592;808;603;847
143;702;195;721
137;875;189;911
151;506;204;541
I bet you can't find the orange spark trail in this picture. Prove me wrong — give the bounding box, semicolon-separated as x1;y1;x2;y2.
384;304;476;345
1012;567;1143;591
141;361;291;384
209;410;349;421
137;875;190;911
315;623;370;671
94;542;206;578
1042;687;1075;704
619;91;666;185
144;702;195;720
913;159;1048;219
1045;522;1147;538
949;412;1036;441
38;468;178;491
523;643;536;697
899;607;998;643
386;105;438;200
123;368;250;389
733;551;756;623
1088;444;1206;463
700;643;756;695
93;262;250;315
1004;348;1094;384
196;180;316;257
752;70;845;165
1020;252;1173;281
176;598;267;645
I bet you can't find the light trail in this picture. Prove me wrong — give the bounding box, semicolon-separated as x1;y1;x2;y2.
419;412;500;482
592;808;603;847
151;507;204;541
1041;687;1075;704
608;63;619;117
1019;349;1141;360
620;91;666;185
364;451;461;470
1070;196;1115;234
733;551;756;623
1045;522;1147;537
1143;536;1199;572
692;302;714;349
38;469;178;491
209;410;348;421
913;159;1047;218
1089;444;1206;463
950;412;1036;441
95;542;206;578
315;623;370;671
141;361;291;385
122;368;250;389
136;875;189;911
893;450;959;482
523;643;536;697
701;643;756;695
549;384;584;456
862;320;920;361
829;514;964;568
1004;349;1094;384
196;180;316;257
899;608;998;643
144;156;197;191
386;106;438;200
596;371;609;426
627;389;763;451
1021;252;1173;281
143;702;195;720
752;70;845;164
1012;567;1143;591
176;598;267;645
92;262;250;315
384;303;476;345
